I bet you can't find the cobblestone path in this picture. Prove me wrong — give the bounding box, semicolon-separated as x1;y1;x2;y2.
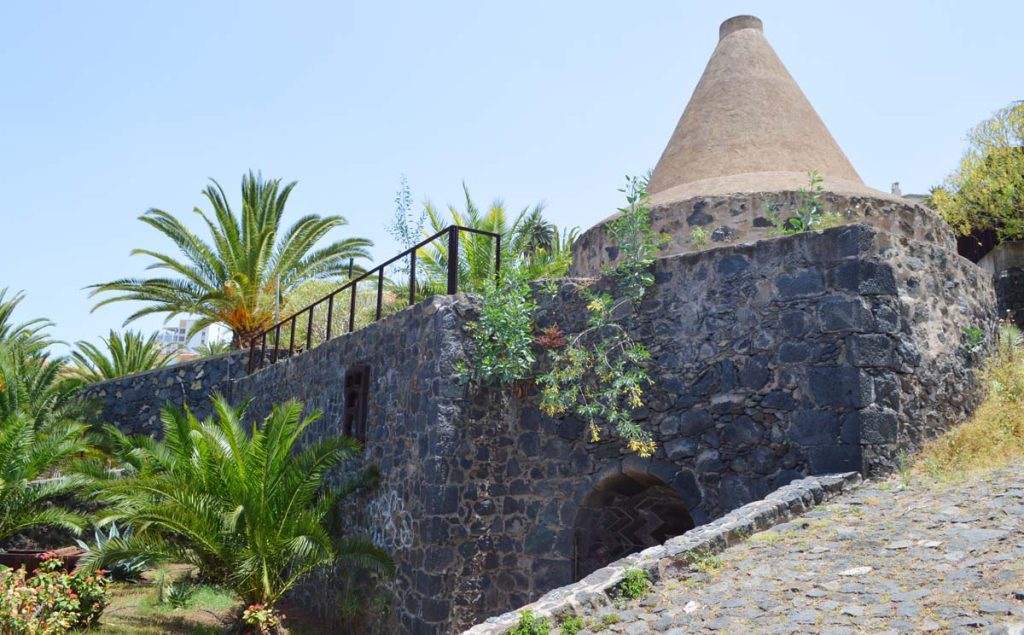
575;466;1024;634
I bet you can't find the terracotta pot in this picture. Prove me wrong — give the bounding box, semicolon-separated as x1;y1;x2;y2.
0;547;86;573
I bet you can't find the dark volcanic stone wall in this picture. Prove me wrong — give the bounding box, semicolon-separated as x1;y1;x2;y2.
227;297;473;635
79;351;249;435
571;192;953;276
90;224;994;635
446;224;994;628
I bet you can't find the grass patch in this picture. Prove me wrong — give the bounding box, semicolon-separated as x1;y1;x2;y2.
94;581;236;635
915;340;1024;478
749;531;783;545
682;549;723;574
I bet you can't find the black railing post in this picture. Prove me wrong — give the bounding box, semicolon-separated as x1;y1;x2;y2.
376;268;384;321
326;294;334;341
288;316;296;357
348;258;354;279
447;226;459;295
259;332;267;370
495;233;501;284
409;251;417;306
271;324;281;364
348;281;357;332
306;307;314;350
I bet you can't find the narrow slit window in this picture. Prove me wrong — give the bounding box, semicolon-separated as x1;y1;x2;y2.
343;364;370;444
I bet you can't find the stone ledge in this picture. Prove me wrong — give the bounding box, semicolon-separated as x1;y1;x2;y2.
460;472;862;635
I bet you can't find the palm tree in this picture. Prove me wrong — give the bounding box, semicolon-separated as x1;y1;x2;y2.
0;329;88;428
0;292;93;542
88;171;374;348
418;184;577;291
519;224;579;281
518;207;555;254
194;340;233;357
68;330;176;384
0;288;52;352
84;397;392;623
0;409;90;542
419;183;531;293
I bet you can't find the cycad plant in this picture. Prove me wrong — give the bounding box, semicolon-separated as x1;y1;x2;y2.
0;301;89;428
419;184;530;293
0;409;90;542
0;292;93;542
0;288;51;352
84;397;392;624
69;330;175;384
88;171;373;348
418;184;577;293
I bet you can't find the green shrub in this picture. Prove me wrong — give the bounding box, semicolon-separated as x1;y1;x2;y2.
0;554;109;633
86;397;393;627
538;175;665;457
508;610;550;635
617;568;652;600
560;614;584;634
460;267;537;386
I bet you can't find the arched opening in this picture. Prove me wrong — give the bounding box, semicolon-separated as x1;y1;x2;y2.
574;472;695;579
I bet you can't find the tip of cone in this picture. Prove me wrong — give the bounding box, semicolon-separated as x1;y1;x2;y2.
719;15;762;40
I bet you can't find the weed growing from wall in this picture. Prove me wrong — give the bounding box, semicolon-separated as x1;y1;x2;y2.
537;175;666;456
616;568;652;601
508;610;550;635
559;615;584;634
461;175;666;456
764;171;845;236
690;226;709;249
457;267;537;386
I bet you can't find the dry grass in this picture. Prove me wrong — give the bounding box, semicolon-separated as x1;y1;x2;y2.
915;340;1024;478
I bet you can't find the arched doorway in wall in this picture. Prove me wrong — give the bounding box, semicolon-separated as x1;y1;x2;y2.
574;472;696;579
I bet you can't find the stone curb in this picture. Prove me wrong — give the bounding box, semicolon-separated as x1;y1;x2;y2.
461;472;862;635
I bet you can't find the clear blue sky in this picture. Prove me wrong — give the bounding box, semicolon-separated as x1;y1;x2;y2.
2;1;1021;352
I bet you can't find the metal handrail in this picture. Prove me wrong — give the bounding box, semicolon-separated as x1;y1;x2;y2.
247;225;501;373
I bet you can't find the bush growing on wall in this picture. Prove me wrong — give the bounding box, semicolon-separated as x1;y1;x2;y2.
462;175;666;456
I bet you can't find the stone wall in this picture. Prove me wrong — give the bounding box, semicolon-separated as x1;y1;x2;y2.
88;224;994;635
571;192;953;276
441;224;994;630
226;297;474;635
79;351;249;435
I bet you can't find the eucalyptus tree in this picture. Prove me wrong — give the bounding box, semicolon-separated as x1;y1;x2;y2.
89;171;373;348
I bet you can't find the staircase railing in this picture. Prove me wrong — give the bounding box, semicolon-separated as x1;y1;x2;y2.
247;225;500;373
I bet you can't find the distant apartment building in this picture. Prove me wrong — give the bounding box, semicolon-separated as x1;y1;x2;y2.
156;319;231;355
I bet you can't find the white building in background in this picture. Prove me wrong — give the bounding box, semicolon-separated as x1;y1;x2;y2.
156;319;231;355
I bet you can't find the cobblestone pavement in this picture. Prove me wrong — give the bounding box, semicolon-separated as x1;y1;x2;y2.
571;466;1024;634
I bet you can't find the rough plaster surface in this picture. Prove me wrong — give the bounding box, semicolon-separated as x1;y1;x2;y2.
646;16;862;198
